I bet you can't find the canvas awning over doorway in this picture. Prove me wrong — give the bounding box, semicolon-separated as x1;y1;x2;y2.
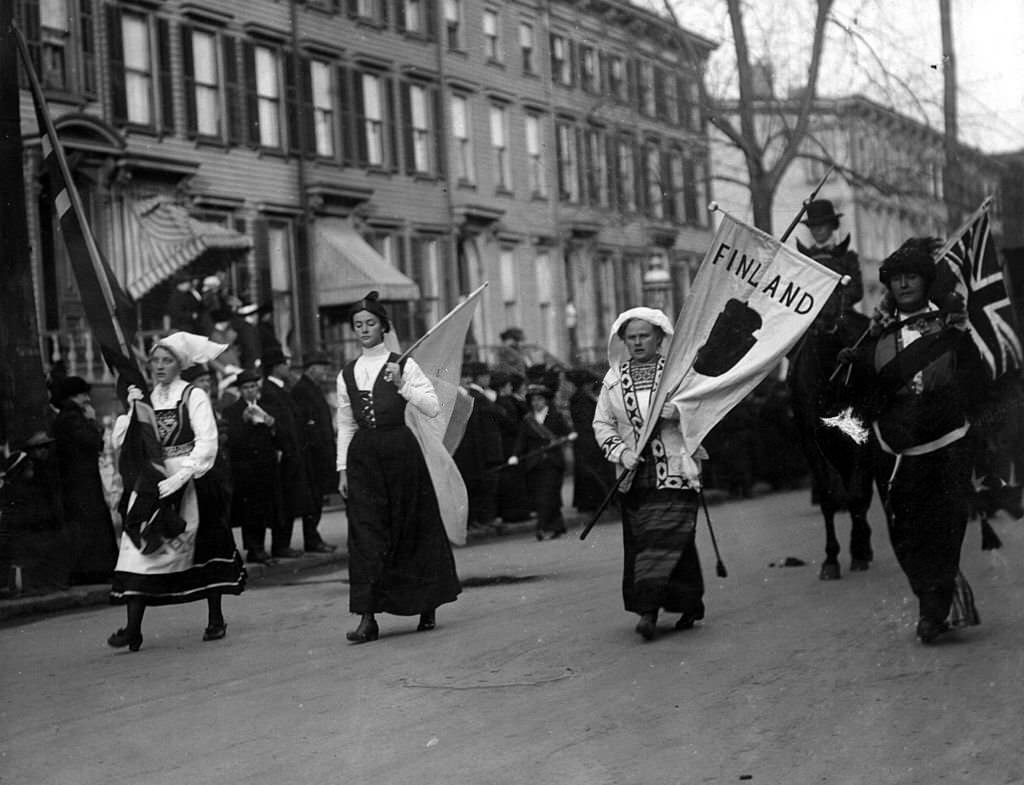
124;196;252;298
313;218;420;306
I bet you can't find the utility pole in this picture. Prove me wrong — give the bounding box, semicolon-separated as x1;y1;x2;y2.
939;0;962;233
0;7;50;448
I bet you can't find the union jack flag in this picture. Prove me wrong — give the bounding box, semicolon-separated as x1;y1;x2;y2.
938;199;1022;380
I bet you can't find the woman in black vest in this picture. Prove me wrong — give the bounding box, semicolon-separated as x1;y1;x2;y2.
336;292;461;643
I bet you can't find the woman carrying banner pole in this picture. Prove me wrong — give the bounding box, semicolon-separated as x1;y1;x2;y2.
336;291;462;644
593;307;707;642
107;332;247;652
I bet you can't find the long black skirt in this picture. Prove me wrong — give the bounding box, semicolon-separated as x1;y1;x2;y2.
346;425;461;615
619;487;704;616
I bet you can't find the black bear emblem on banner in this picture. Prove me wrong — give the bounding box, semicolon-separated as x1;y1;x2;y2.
692;299;762;377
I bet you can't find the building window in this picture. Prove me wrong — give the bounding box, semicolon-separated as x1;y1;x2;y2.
353;0;385;24
638;60;655;117
646;142;663;219
668;148;685;222
664;74;679;125
500;247;518;325
519;21;534;74
580;45;598;94
490;104;511;191
310;60;335;157
39;0;71;90
21;0;96;98
407;83;432;174
445;0;462;49
525;114;546;198
679;76;700;130
608;55;626;102
187;29;220;138
482;9;501;63
254;45;282;148
412;236;443;331
264;221;295;355
550;34;571;86
556;121;579;204
617;137;636;212
121;11;154;126
535;251;556;351
362;72;386;166
403;0;423;33
585;127;607;207
451;94;474;183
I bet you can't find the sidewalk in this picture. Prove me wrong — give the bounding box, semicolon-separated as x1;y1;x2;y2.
0;487;732;623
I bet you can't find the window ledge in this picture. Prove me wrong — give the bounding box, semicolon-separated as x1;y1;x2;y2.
494;186;515;198
456;180;477;191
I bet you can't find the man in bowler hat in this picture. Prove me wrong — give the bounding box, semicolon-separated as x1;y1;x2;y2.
290;351;339;553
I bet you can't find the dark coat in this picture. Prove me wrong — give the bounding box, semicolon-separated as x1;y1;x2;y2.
260;378;317;519
291;373;339;496
165;288;200;332
453;387;509;486
514;407;571;472
798;236;863;319
223;396;282;528
52;403;116;581
232;318;263;370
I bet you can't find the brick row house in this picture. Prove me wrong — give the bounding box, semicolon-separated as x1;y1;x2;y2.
15;0;716;378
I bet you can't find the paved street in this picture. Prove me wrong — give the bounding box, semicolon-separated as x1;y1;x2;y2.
2;490;1022;785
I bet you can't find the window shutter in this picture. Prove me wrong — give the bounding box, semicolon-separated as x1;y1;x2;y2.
15;0;41;90
346;0;358;17
554;123;565;198
106;4;127;124
181;25;197;138
605;133;618;211
575;126;586;204
400;82;415;174
633;141;645;213
425;0;437;41
223;36;244;146
432;86;444;177
352;70;368;165
625;58;636;108
284;51;301;155
598;51;609;97
156;18;175;136
80;0;98;97
568;40;577;87
251;218;271;303
662;149;674;220
682;151;697;223
395;0;406;32
380;0;389;27
385;76;399;172
337;65;354;166
302;60;316;155
242;41;260;147
654;68;666;120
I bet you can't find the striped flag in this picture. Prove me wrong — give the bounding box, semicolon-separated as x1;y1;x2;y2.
936;198;1022;380
14;23;143;385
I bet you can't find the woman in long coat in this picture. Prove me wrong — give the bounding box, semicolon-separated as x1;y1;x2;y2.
336;292;461;643
107;333;246;651
567;369;615;513
52;376;117;585
593;308;707;642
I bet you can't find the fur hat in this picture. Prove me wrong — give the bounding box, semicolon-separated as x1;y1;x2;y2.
500;327;525;342
879;237;940;287
525;383;554;400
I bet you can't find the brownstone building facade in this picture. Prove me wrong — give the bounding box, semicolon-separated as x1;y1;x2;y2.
16;0;715;376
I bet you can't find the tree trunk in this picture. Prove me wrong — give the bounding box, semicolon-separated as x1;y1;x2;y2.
750;178;775;236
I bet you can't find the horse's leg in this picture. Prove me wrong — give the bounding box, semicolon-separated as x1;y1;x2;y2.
820;505;841;580
848;460;875;571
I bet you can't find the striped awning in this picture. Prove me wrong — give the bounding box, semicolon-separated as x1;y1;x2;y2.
124;196;252;298
313;218;420;306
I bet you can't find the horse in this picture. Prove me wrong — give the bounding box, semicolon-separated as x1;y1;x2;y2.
786;305;876;580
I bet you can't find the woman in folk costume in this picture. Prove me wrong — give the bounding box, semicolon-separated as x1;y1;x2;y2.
593;307;707;642
840;239;987;644
337;291;461;644
107;333;246;652
509;383;575;540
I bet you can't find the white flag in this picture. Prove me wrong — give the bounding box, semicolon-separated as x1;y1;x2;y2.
641;211;844;479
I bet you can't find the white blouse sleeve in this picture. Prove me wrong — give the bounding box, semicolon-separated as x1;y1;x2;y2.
336;369;356;472
181;386;218;478
397;358;440;418
111;412;131;449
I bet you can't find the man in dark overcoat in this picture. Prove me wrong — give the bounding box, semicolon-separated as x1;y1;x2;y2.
290;351;338;553
223;369;282;564
453;361;509;531
259;348;316;558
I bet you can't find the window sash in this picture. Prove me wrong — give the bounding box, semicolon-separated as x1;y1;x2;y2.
255;46;281;147
311;61;334;157
122;13;153;125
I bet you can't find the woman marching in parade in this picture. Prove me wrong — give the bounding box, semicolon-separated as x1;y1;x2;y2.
336;292;461;643
107;333;246;652
593;308;707;642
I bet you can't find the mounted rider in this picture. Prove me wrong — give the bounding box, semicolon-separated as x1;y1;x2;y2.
796;199;864;323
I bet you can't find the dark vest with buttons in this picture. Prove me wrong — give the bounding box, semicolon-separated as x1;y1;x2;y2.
341;354;408;429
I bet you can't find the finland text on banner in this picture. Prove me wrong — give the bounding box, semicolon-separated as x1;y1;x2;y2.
937;199;1022;380
15;23;141;381
403;284;486;546
649;211;843;465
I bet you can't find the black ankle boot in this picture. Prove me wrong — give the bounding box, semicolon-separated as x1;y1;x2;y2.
107;628;143;652
346;615;379;644
635;612;658;641
417;610;436;631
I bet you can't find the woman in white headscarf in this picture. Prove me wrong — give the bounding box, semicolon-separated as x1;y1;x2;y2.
593;307;706;642
107;332;246;652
